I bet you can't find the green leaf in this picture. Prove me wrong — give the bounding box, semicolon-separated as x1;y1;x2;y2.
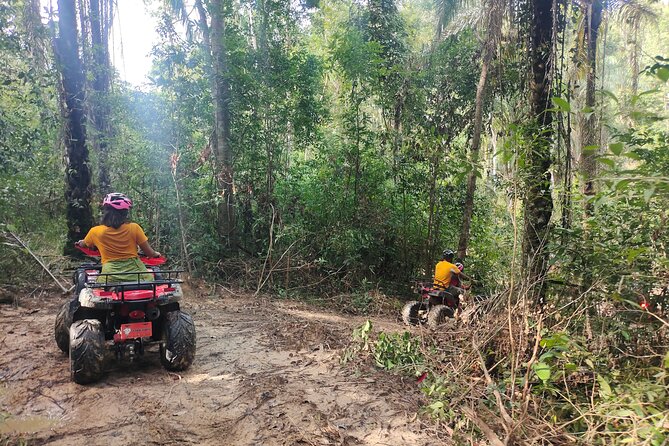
597;374;612;399
598;157;615;169
533;362;551;382
663;351;669;369
585;358;595;369
582;145;599;154
655;67;669;82
623;151;642;160
609;142;624;156
551;97;571;112
643;187;655;203
601;89;619;103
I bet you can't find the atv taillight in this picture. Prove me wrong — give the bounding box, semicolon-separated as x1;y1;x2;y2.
98;291;113;297
164;287;176;292
129;310;145;319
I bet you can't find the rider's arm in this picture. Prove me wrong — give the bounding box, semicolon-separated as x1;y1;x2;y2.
139;240;161;258
452;267;471;281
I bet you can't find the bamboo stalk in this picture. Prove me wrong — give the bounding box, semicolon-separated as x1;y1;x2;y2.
9;232;68;293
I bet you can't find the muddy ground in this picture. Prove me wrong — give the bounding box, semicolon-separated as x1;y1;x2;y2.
0;286;444;445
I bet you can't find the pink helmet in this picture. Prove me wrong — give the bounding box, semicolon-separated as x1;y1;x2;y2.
456;262;464;271
102;192;132;210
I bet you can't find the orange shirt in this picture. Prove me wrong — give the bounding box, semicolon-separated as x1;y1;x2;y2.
433;260;460;290
83;223;148;264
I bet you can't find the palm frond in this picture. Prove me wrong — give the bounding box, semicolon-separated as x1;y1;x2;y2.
435;0;475;40
166;0;198;41
609;0;658;25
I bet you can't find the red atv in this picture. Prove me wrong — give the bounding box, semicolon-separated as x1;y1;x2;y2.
401;282;462;328
402;262;473;328
54;245;196;384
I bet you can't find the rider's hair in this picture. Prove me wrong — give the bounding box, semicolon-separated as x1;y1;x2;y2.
101;207;129;229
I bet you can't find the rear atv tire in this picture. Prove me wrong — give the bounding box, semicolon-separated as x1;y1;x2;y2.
69;319;105;384
55;300;76;353
402;301;425;326
160;311;196;371
427;305;454;329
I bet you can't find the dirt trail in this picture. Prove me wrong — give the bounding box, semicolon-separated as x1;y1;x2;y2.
0;288;439;445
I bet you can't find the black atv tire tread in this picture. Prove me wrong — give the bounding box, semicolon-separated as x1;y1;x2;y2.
161;310;196;371
427;305;454;329
402;301;424;326
70;319;105;384
55;301;74;353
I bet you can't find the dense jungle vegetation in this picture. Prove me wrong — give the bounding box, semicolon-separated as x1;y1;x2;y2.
1;0;669;443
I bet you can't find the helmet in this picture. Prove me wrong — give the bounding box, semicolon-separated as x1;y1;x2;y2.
102;192;132;210
455;262;464;271
442;249;455;260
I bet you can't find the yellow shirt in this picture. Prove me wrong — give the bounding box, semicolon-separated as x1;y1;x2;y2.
84;223;148;264
433;260;459;290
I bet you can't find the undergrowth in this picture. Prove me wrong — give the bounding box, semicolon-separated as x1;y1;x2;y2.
341;295;669;445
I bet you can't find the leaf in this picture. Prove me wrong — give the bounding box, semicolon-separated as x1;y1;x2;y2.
597;157;615;169
600;89;619;103
663;351;669;369
643;187;655;203
623;151;642;160
533;362;551;382
585;358;595;369
551;97;571;112
655;67;669;82
582;145;599;154
597;374;612;399
609;143;624;156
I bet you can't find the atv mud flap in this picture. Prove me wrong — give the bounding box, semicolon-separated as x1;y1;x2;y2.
114;322;152;342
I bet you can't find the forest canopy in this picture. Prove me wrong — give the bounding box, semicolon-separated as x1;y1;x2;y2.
1;0;669;443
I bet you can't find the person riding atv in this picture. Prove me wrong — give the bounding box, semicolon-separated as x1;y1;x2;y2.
401;249;472;328
433;249;470;298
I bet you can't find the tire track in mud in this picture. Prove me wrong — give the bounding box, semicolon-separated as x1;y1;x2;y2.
0;293;437;445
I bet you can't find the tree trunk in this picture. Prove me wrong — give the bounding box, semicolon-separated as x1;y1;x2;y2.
457;0;503;261
580;0;602;204
89;0;112;193
54;0;94;256
629;19;640;96
457;54;489;261
196;0;236;252
523;0;555;305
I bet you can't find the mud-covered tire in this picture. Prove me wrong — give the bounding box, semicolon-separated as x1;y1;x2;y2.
160;311;196;371
427;305;454;329
55;301;76;353
69;319;105;384
402;301;425;326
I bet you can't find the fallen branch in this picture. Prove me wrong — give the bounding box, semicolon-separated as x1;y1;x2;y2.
461;406;505;446
8;231;68;293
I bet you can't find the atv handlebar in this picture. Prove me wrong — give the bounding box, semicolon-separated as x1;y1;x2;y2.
75;244;167;266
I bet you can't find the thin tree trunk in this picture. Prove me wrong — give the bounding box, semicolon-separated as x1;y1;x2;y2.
630;19;639;96
580;0;602;204
457;56;489;261
55;0;94;256
457;0;503;261
523;0;555;305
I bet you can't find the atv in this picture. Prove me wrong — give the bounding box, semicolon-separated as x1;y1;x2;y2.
54;245;196;384
401;282;462;329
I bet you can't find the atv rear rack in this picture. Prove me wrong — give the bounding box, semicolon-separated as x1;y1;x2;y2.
85;270;184;302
